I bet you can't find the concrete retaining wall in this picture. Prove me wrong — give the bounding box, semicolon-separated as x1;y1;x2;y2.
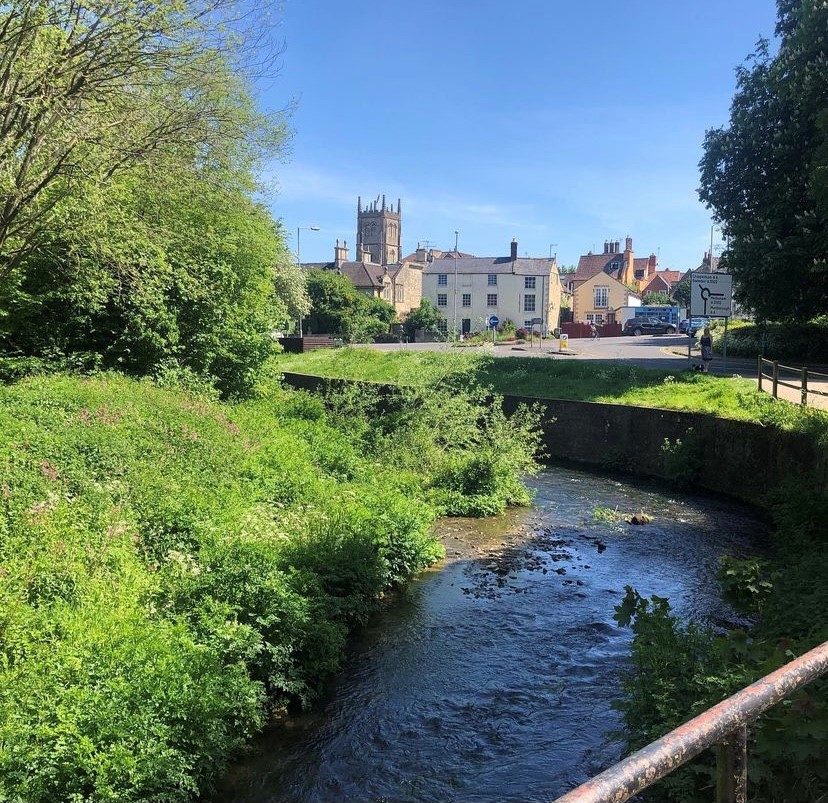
280;372;827;505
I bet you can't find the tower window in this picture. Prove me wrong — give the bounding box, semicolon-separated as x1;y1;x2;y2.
524;294;536;312
438;274;447;286
437;293;447;306
524;276;536;289
488;274;497;286
462;293;471;307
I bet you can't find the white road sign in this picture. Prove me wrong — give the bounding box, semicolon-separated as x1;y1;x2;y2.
691;272;733;318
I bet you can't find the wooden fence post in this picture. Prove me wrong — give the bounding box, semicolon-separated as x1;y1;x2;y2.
772;361;779;398
801;367;808;407
757;356;763;392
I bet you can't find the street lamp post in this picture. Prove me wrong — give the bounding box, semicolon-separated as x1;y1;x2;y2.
452;230;459;339
296;225;320;336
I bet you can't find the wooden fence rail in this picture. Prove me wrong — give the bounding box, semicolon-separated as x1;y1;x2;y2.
757;356;828;407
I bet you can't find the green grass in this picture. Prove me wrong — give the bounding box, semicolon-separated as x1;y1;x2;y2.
272;348;828;436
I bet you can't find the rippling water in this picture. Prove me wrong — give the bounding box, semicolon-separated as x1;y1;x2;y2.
216;467;763;803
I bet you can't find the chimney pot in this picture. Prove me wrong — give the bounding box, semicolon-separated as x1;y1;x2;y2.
510;239;518;261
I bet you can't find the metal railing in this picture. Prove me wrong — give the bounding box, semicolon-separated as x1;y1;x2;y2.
758;356;828;407
552;640;828;803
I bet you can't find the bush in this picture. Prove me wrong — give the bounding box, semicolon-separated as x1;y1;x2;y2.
717;317;828;363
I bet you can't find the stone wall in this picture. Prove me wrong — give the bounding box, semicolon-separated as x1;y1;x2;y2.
279;372;827;505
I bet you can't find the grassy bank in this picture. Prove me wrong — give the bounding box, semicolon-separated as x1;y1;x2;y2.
273;349;828;436
0;371;541;802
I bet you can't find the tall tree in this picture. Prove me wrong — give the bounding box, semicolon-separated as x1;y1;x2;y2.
698;0;828;321
0;0;285;278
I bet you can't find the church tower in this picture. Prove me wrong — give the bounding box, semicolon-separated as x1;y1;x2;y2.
356;194;401;265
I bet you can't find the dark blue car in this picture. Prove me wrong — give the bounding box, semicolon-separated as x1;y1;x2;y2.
679;317;710;336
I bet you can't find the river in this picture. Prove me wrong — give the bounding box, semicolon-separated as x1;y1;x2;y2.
216;466;764;803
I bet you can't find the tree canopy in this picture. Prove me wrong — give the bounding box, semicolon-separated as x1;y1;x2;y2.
0;0;299;396
304;270;396;342
698;0;828;322
642;291;673;306
402;298;444;339
0;0;285;277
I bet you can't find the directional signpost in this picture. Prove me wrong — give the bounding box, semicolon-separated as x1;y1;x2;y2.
691;272;732;318
531;317;543;348
690;272;734;371
488;315;499;345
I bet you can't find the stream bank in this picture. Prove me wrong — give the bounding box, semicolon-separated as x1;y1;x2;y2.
216;467;764;803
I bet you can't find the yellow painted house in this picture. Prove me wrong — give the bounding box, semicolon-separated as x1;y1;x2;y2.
572;271;640;325
567;236;652;323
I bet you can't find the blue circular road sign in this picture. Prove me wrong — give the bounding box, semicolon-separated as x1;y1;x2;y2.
488;315;500;328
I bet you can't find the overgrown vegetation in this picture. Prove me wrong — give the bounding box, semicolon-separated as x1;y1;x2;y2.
303;270;397;343
614;475;828;802
0;370;542;802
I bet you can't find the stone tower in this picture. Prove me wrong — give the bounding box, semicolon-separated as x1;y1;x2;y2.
357;194;401;265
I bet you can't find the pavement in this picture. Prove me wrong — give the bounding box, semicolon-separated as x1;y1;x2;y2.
363;335;828;410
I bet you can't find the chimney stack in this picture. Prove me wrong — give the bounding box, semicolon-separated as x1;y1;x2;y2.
625;236;633;252
334;239;349;268
510;239;518;261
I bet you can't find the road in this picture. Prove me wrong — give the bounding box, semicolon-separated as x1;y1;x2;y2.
363;335;828;410
368;334;755;375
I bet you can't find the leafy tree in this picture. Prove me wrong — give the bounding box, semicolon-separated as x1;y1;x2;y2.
672;274;691;308
366;297;398;326
642;291;673;305
0;166;290;396
0;0;285;279
402;298;444;339
273;252;311;331
304;270;394;342
699;0;828;321
0;0;295;396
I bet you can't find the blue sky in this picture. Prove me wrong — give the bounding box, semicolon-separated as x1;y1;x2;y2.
259;0;779;270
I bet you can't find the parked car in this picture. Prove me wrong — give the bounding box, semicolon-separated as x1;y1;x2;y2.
623;317;677;336
679;317;710;336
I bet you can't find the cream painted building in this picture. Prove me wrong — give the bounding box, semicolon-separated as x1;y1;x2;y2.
422;240;562;336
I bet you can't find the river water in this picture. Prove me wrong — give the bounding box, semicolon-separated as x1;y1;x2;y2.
216;467;764;803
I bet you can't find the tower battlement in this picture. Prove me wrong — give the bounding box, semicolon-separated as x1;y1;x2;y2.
357;194;402;265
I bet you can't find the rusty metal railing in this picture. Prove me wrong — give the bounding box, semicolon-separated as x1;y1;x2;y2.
757;356;828;407
552;640;828;803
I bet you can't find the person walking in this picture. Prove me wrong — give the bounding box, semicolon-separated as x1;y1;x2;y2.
590;322;600;342
699;326;713;373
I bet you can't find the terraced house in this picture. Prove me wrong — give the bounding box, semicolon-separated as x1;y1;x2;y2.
421;239;562;336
